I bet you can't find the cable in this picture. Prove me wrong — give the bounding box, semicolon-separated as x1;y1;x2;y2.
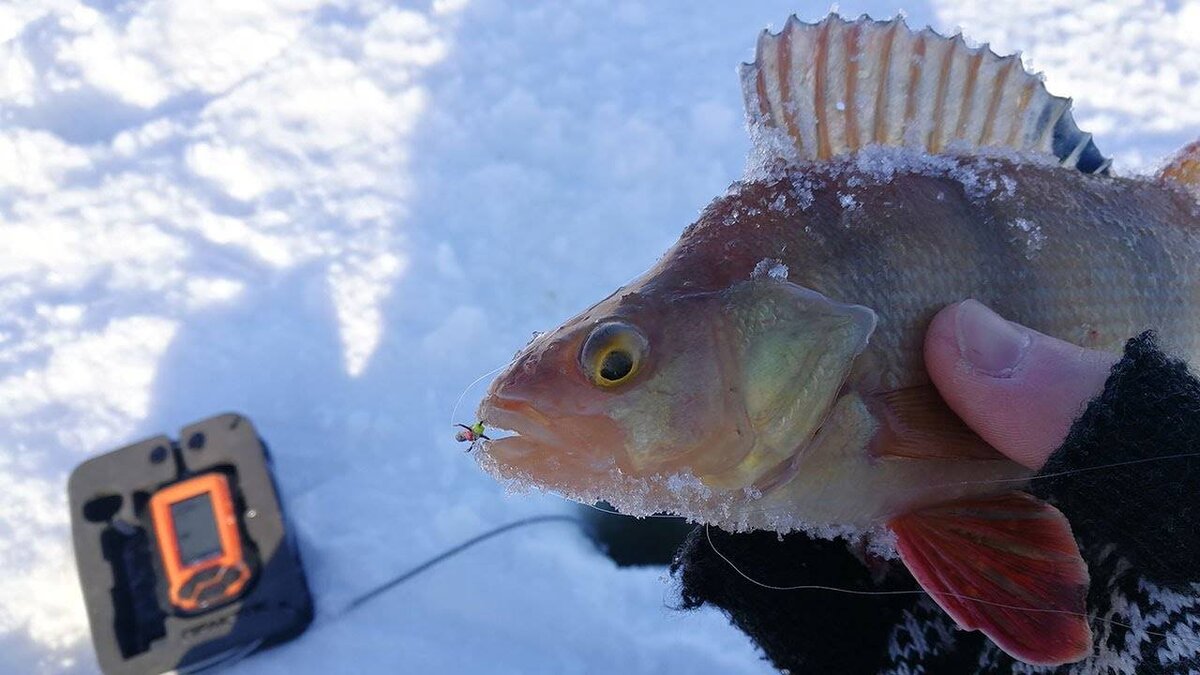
339;514;584;615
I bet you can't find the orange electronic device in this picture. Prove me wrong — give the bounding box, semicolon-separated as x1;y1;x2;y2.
149;473;253;613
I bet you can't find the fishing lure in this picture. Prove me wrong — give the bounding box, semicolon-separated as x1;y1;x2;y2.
455;422;489;451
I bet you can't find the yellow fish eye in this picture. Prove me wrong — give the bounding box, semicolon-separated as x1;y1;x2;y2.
580;321;648;387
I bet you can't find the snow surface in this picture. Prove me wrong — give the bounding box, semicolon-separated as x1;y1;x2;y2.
0;1;1196;673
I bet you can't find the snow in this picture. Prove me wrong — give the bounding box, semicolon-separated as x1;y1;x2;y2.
934;0;1200;171
0;1;1196;673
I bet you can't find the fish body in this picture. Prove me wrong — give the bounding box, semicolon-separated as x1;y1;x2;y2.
649;153;1200;531
475;13;1200;666
683;157;1200;389
483;155;1200;530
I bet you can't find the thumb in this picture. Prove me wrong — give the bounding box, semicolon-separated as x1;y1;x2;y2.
924;299;1118;470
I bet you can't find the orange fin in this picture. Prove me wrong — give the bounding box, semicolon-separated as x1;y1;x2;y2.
890;492;1091;666
867;385;1004;460
1159;139;1200;200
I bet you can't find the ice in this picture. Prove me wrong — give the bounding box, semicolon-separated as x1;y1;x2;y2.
479;449;885;551
1011;217;1046;259
1;1;1196;673
751;258;789;281
748;144;1083;216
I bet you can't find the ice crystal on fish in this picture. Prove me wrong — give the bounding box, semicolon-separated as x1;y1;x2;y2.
757;145;1039;207
475;438;896;552
665;473;713;499
1000;174;1018;197
751;258;788;281
786;175;817;211
1012;218;1046;258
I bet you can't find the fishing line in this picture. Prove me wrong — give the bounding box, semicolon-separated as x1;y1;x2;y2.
704;524;1200;649
573;466;1200;649
933;451;1200;489
581;501;688;519
339;503;679;618
328;501;1199;653
748;450;1200;519
502;498;1200;649
868;449;1200;492
338;514;583;616
448;362;508;429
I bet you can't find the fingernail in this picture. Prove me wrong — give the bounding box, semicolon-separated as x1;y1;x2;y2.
954;300;1031;377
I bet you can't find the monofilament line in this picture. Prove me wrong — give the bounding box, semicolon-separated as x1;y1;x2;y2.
704;525;1200;648
449;362;507;428
340;514;583;616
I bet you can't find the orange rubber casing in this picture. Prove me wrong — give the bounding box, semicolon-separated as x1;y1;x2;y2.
149;473;252;613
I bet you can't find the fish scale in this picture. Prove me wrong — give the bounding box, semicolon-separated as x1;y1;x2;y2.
654;154;1200;393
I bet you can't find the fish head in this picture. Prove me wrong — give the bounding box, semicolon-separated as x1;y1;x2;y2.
476;278;876;518
476;287;737;489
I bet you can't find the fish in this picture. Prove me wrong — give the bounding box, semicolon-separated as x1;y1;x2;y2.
474;13;1200;666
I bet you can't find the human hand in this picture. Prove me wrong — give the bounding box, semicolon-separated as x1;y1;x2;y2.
924;299;1119;470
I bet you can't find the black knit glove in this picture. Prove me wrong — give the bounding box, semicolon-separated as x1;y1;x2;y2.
1032;333;1200;586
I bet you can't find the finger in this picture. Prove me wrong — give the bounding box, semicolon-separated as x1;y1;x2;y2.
924;299;1118;470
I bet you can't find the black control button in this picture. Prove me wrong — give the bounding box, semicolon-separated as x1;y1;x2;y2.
192;567;221;584
220;567;242;586
179;577;201;599
198;583;228;604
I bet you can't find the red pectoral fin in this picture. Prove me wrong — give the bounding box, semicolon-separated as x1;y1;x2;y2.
889;492;1092;666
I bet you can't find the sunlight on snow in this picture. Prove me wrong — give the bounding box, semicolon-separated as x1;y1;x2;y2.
0;0;463;663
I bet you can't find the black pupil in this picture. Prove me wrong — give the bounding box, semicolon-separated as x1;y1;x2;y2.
600;350;634;381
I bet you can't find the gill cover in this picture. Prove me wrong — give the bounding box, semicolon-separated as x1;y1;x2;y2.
710;279;877;489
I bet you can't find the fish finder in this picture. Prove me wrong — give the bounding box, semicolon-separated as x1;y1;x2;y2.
149;473;253;613
71;413;312;673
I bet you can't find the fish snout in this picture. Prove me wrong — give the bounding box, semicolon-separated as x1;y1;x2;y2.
475;391;631;492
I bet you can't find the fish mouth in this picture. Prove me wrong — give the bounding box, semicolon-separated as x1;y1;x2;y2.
475;396;562;462
474;394;629;492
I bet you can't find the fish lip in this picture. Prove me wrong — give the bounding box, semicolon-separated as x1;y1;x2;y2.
477;396;561;455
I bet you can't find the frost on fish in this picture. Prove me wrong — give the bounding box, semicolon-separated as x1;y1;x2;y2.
474;442;886;548
1011;217;1046;259
751;258;788;280
812;145;1045;203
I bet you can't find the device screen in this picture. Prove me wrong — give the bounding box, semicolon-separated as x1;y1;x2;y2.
170;493;223;565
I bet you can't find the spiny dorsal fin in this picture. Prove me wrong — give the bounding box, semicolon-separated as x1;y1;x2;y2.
1159;140;1200;200
740;14;1111;174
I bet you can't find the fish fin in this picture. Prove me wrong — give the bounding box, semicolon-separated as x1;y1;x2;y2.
1158;139;1200;200
866;385;1004;460
889;492;1092;666
740;14;1111;174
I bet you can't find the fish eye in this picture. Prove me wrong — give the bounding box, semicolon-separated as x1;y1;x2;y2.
580;321;648;387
